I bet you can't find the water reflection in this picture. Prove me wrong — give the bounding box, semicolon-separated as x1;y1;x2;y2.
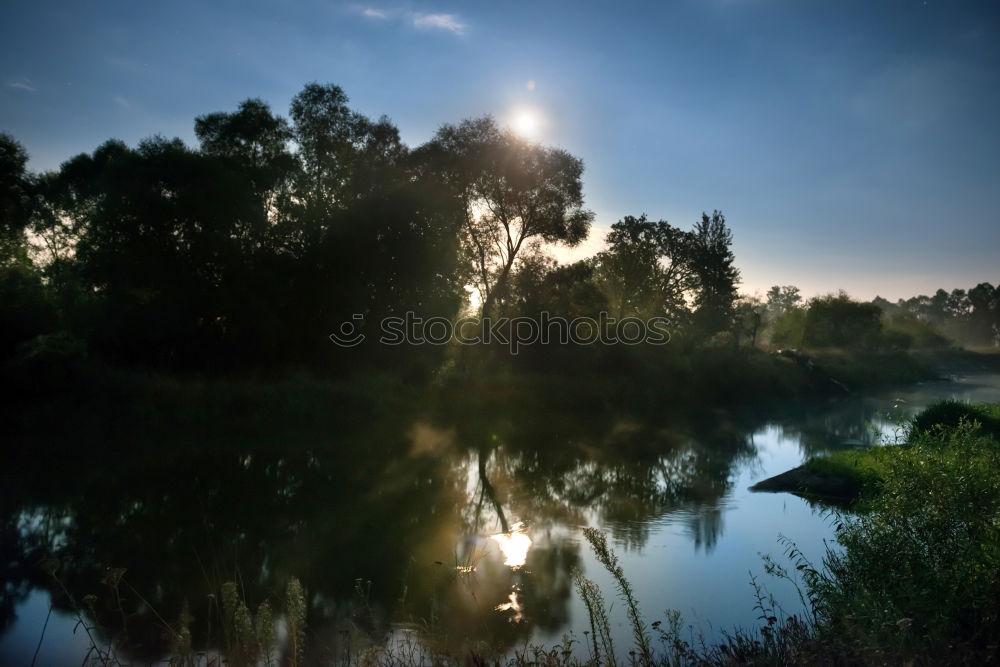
490;523;532;569
1;374;997;662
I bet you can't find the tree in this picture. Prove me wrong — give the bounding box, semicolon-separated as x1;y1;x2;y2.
968;282;999;346
507;251;607;320
0;135;56;356
593;214;693;320
56;136;272;365
766;285;801;316
802;292;882;349
0;133;34;266
689;211;740;334
733;295;767;349
415;117;592;317
194;98;297;229
288;83;405;214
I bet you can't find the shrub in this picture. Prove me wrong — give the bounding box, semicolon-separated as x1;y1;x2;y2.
809;421;1000;662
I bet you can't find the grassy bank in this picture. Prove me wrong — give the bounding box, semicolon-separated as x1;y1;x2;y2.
568;400;1000;665
730;401;1000;665
795;400;1000;499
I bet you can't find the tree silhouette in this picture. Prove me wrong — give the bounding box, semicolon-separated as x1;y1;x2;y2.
689;211;740;335
416;117;592;316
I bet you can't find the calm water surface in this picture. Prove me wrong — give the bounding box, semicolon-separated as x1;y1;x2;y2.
3;373;999;664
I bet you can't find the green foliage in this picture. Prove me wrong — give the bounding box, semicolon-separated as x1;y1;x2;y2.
881;283;1000;348
802;292;882;349
593;214;693;320
417;115;592;317
910;399;1000;438
0;133;34;244
768;305;806;348
732;295;766;349
572;568;616;666
882;310;949;349
801;445;896;494
689;211;740;335
765;285;801;316
0;262;55;358
286;576;307;667
808;420;1000;662
218;581;287;666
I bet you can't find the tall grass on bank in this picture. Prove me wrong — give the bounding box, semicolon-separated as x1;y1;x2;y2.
582;528;654;665
572;567;616;666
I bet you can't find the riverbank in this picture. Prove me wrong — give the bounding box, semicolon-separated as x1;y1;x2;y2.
750;400;1000;502
5;343;977;438
586;400;1000;665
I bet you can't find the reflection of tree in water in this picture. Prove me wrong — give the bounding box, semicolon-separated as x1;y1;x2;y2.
0;402;588;661
773;397;904;458
1;407;479;662
1;381;771;661
444;401;759;554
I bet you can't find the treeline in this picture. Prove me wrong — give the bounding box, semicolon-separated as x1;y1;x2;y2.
0;83;743;376
874;286;1000;348
1;82;996;378
748;284;999;353
753;289;948;352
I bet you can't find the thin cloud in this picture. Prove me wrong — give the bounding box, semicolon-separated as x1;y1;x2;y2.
411;13;466;34
105;55;142;72
362;8;386;19
7;80;37;93
114;95;131;109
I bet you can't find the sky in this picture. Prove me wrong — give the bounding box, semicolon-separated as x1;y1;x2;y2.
2;0;998;301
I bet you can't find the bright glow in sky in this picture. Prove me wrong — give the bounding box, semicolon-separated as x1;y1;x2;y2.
2;0;998;300
514;110;538;139
511;108;540;140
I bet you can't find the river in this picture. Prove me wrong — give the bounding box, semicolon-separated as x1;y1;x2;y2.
2;372;999;664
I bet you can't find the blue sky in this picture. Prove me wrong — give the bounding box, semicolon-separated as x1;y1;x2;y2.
2;0;998;299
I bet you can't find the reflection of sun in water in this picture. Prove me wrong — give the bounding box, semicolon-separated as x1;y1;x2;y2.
489;521;532;569
495;587;524;623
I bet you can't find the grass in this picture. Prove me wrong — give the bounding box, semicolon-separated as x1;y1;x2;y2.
580;402;1000;665
910;398;1000;437
800;445;898;495
800;400;1000;500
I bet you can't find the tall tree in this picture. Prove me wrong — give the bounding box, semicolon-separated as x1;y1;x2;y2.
765;285;801;316
968;282;1000;346
0;133;34;266
194;98;297;230
0;134;54;355
594;214;692;320
289;83;405;213
415;117;592;317
733;295;767;349
689;211;740;334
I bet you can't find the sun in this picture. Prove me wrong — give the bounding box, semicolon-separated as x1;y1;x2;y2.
511;109;540;140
